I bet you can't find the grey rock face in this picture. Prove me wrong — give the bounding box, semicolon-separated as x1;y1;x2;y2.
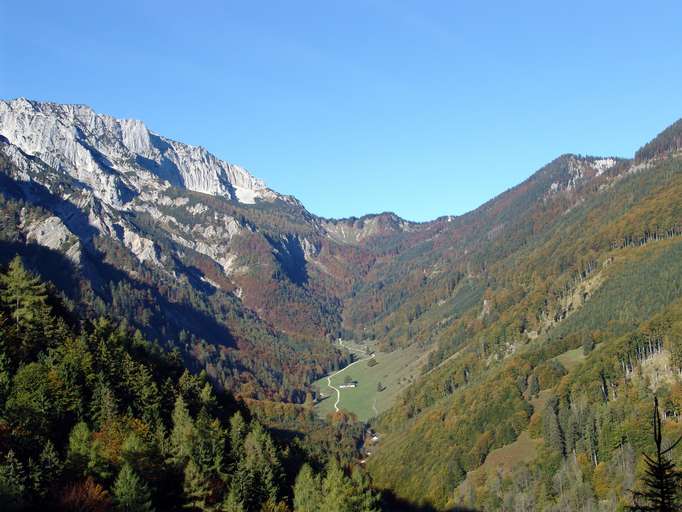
0;99;292;270
0;98;278;206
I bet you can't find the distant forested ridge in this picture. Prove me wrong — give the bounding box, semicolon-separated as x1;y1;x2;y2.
367;138;682;509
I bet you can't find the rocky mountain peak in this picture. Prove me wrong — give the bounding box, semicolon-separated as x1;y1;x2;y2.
0;98;278;206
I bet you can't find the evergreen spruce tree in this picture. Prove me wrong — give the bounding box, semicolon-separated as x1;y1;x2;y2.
0;256;48;327
28;440;63;500
229;412;248;462
545;408;566;457
293;463;319;512
183;458;212;511
0;255;49;360
350;468;381;512
221;486;246;512
170;395;196;464
0;351;10;409
0;450;26;511
132;364;162;428
629;397;682;511
113;463;154;512
67;421;93;476
321;460;355;512
237;423;283;509
90;375;118;429
194;408;227;476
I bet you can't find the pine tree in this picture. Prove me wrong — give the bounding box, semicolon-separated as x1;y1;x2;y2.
183;459;212;511
28;440;63;500
545;408;566;457
113;464;154;512
221;486;245;512
0;256;49;360
0;256;48;328
231;422;283;510
629;396;682;511
67;421;93;476
349;468;381;512
132;363;162;428
0;450;26;511
170;395;195;464
582;335;595;355
293;464;319;512
90;375;119;429
321;460;355;512
0;351;10;410
66;421;111;480
229;412;248;462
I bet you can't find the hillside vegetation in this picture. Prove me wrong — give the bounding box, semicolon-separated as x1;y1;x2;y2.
366;139;682;509
0;256;380;511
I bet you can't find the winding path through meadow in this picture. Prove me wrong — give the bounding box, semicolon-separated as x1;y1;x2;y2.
326;340;373;412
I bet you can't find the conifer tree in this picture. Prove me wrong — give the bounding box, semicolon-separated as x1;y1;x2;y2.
528;374;540;398
293;463;319;512
0;256;48;326
545;408;566;457
0;351;10;409
113;464;154;512
0;256;49;360
629;397;682;511
183;458;212;511
0;450;26;511
237;422;283;509
90;375;118;429
229;412;248;462
194;409;227;486
350;468;381;512
28;440;62;500
67;421;93;475
171;395;195;464
221;486;246;512
321;460;355;512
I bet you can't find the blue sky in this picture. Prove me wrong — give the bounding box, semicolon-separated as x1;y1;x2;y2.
2;1;681;221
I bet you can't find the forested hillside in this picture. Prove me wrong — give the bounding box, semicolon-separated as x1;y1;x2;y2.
366;125;682;510
0;256;380;511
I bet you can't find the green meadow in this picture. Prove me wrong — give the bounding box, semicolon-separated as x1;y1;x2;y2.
313;340;429;421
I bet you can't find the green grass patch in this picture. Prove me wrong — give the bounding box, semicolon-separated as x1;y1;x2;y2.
313;341;429;421
553;347;586;372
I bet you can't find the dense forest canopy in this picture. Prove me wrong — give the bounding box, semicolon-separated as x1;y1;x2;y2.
0;256;380;511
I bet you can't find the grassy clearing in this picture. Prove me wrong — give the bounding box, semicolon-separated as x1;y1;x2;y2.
481;430;542;472
455;430;542;498
313;340;429;421
455;392;549;497
553;347;586;371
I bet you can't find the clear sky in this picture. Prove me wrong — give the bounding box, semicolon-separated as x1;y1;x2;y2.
1;1;681;221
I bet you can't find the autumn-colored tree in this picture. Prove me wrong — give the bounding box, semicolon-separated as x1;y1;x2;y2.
59;477;112;512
